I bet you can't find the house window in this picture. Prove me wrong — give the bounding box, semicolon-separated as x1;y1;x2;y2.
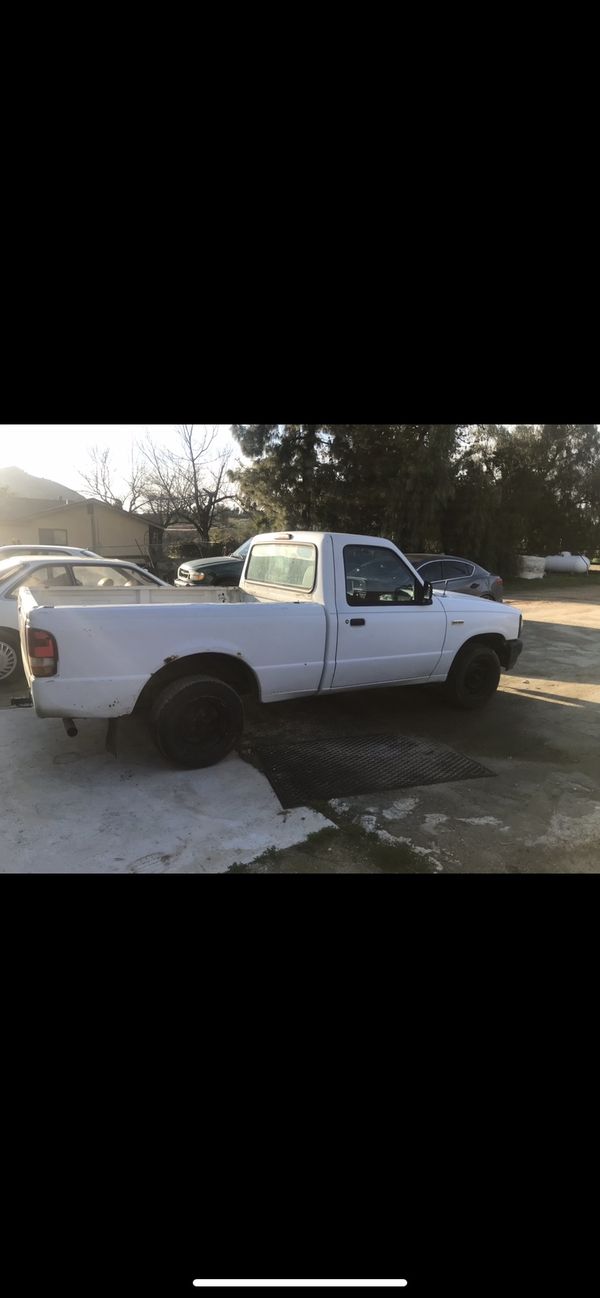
39;529;68;545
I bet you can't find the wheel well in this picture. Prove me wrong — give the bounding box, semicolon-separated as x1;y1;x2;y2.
454;634;510;669
134;652;260;713
0;626;19;642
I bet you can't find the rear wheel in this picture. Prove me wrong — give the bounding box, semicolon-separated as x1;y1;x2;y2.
0;630;21;683
443;643;501;710
150;674;244;768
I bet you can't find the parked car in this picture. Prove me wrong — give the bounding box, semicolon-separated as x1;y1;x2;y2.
405;554;503;601
0;544;101;560
0;556;169;683
175;540;252;588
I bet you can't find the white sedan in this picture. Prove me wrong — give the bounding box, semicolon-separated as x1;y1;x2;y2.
0;544;102;560
0;555;169;683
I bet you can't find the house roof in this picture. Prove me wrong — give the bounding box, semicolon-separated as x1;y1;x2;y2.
0;497;55;522
0;496;165;528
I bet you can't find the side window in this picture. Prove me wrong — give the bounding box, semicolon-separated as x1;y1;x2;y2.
344;545;418;607
29;564;71;589
6;564;78;595
444;561;472;579
71;566;141;587
7;565;72;595
417;560;444;583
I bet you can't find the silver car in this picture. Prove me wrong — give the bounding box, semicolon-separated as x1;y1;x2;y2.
0;543;101;559
406;554;503;601
0;555;169;683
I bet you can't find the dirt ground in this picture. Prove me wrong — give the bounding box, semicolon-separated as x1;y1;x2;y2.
2;582;600;872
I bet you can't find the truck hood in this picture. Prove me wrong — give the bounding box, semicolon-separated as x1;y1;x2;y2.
434;588;522;628
181;555;243;570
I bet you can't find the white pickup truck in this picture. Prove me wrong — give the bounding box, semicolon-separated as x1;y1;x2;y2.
17;531;523;767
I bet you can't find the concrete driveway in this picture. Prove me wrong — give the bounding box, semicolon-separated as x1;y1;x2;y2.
2;586;599;872
0;693;332;873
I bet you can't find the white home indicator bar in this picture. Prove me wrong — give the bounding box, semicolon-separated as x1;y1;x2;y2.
193;1284;407;1290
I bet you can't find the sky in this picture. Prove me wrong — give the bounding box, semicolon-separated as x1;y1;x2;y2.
0;425;237;496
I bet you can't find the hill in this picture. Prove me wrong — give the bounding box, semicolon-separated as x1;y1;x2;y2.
0;466;84;501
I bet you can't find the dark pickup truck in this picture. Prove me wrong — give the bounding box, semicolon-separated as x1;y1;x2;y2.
174;539;251;588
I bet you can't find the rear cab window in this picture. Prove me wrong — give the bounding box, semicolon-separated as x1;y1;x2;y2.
245;542;317;591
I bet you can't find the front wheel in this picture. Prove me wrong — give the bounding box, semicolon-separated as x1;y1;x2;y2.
150;674;244;768
443;643;501;710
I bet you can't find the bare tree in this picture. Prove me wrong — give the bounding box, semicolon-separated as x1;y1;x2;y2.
79;447;148;513
139;425;237;545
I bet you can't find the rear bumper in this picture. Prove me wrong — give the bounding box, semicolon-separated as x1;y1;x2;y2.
28;676;145;718
504;639;523;671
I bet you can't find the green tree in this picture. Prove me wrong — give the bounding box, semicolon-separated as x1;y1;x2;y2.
231;425;333;529
233;423;463;546
232;422;600;569
441;423;600;572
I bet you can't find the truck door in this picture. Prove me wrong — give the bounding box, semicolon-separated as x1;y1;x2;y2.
332;543;447;689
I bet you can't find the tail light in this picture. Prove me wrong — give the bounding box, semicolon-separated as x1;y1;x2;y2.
27;627;58;677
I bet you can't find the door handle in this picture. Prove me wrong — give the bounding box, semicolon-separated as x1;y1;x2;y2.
470;583;479;589
349;618;366;626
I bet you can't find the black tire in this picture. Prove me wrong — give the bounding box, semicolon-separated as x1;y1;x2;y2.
150;674;244;768
0;630;22;684
443;643;501;710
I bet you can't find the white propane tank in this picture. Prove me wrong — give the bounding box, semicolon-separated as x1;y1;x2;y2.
544;552;591;574
519;555;546;580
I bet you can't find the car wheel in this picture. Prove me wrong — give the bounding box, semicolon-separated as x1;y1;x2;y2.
150;674;244;768
0;630;22;683
443;643;501;710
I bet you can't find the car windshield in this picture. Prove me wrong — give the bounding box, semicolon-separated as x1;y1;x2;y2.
0;560;26;583
232;541;251;560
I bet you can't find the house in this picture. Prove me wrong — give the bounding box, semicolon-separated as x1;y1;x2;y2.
0;495;164;563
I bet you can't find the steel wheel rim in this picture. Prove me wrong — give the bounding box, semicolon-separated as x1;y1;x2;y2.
0;641;18;680
184;699;226;744
166;696;232;758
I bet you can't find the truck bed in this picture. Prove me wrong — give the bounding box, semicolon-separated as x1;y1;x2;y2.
20;584;258;607
18;583;328;717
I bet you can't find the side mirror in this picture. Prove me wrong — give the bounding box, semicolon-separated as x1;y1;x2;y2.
417;580;433;605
